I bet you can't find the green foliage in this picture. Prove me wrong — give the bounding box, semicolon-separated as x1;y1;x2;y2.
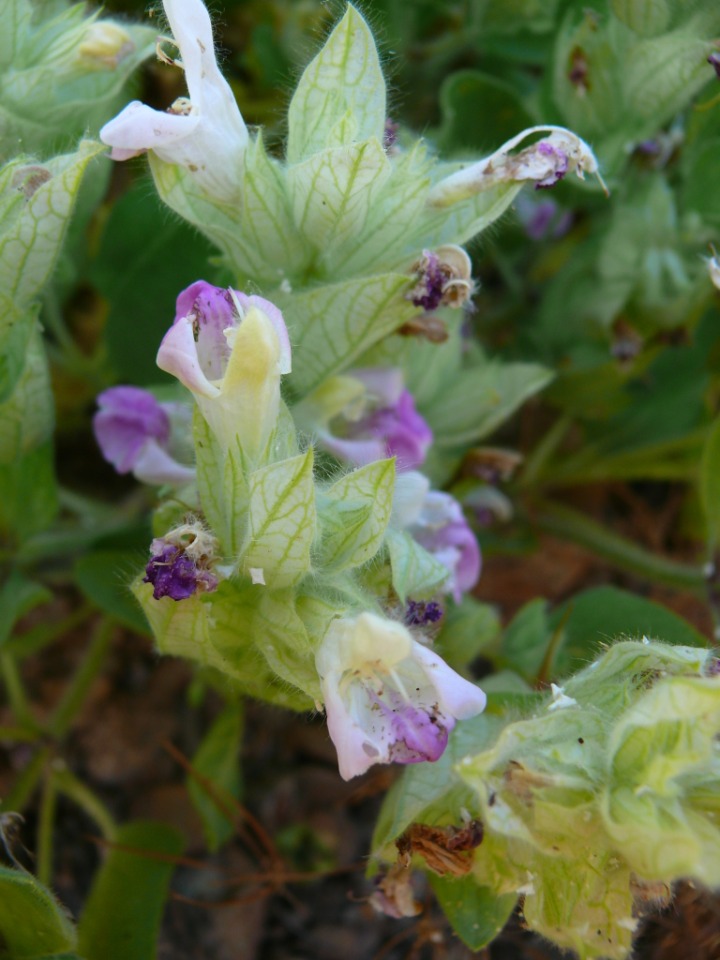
0;865;78;958
77;820;183;960
188;700;243;852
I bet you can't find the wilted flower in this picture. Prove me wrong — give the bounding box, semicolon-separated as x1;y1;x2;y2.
316;612;486;779
157;281;291;457
320;368;433;472
428;125;606;207
143;521;218;600
406;245;474;311
100;0;248;200
93;386;194;486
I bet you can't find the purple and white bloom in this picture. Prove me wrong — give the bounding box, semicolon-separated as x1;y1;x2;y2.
393;472;481;602
428;125;607;207
94;386;195;486
316;612;486;780
100;0;248;201
143;521;219;600
406;245;474;311
706;246;720;291
157;281;291;457
320;368;433;472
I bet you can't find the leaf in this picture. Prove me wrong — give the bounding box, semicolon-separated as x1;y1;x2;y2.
287;138;391;252
286;5;386;164
436;71;535;154
243;449;316;588
436;597;500;674
74;551;151;635
0;571;51;650
251;588;320;703
0;865;77;959
0;327;53;464
89;180;216;386
386;529;449;603
499;599;550;683
700;414;720;552
429;874;517;951
550;586;707;677
188;701;243;852
319;459;395;571
427;361;554;448
0;439;58;543
283;273;416;397
78;820;183;960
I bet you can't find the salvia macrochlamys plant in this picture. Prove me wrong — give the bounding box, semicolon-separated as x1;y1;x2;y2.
3;0;720;956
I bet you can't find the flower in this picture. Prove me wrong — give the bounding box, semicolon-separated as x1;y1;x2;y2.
93;386;195;485
319;368;433;472
706;245;720;291
393;472;481;601
428;125;607;207
100;0;248;200
406;245;474;311
156;281;291;457
316;612;486;779
143;521;219;600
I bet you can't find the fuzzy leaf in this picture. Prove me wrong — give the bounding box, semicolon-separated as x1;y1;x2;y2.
386;529;449;602
286;5;386;164
252;588;320;702
283;273;416;397
78;821;182;960
700;414;720;553
0;865;77;958
288;138;391;252
319;459;395;571
188;701;243;852
429;875;517;952
243;449;316;588
427;361;553;448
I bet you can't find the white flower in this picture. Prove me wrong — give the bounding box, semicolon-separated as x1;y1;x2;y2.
428;125;607;207
317;612;486;780
100;0;248;200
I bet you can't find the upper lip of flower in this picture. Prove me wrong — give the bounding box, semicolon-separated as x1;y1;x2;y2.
99;0;248;189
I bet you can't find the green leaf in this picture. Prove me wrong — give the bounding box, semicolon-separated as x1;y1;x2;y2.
251;588;320;703
437;597;500;674
700;414;720;553
427;361;554;448
611;0;670;36
286;5;386;164
78;820;183;960
90;180;216;386
436;71;535;154
0;570;51;650
283;273;416;397
288;138;391;253
499;598;550;683
0;327;53;463
429;874;517;952
386;529;449;602
0;865;77;959
243;449;316;588
188;701;243;852
0;439;58;543
550;586;707;677
319;459;395;571
74;551;151;635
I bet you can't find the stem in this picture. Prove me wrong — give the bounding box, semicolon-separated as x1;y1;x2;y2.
36;770;58;887
1;748;50;813
54;766;117;841
0;653;36;730
532;500;706;592
7;604;93;660
519;414;573;489
51;618;114;740
0;726;42;743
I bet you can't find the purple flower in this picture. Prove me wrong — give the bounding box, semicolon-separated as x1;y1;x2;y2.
411;492;481;602
405;600;444;627
515;195;573;241
321;368;433;472
316;612;486;780
708;53;720;79
94;386;195;486
143;532;218;601
407;245;474;312
157;280;291;454
534;141;569;189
